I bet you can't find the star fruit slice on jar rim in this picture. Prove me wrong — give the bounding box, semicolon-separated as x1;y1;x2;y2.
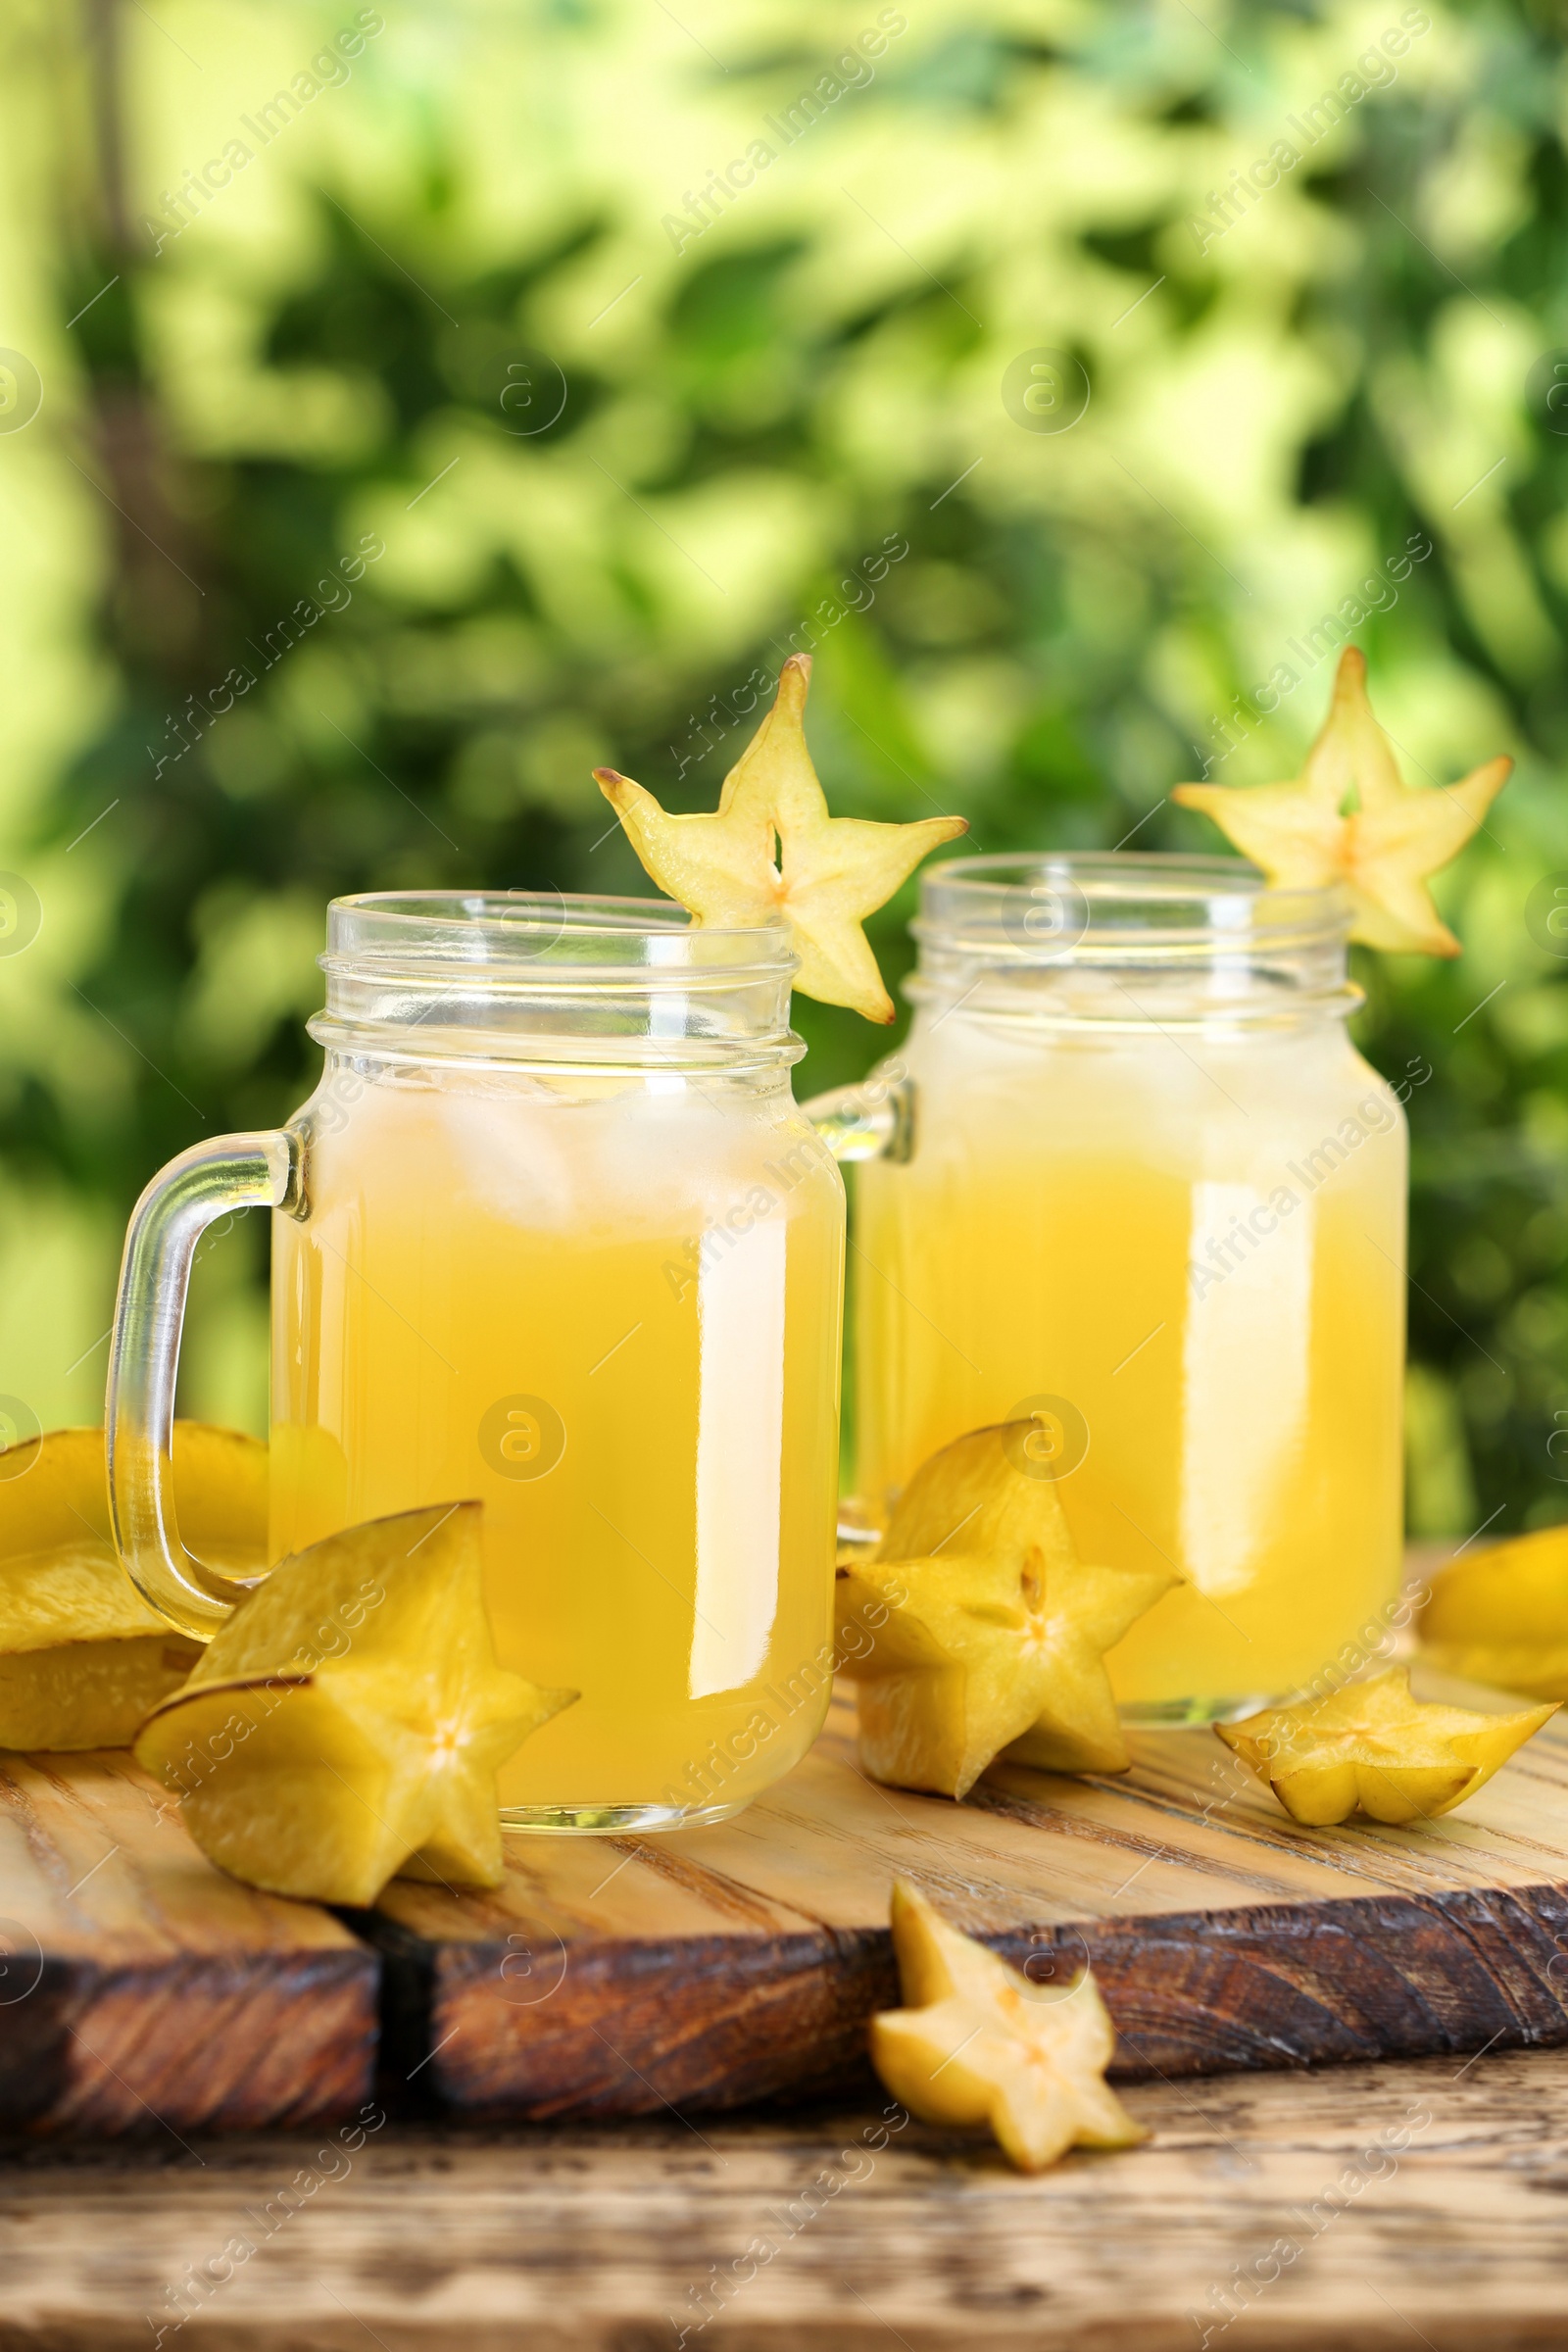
1420;1522;1568;1699
594;653;967;1022
135;1500;575;1905
870;1879;1148;2173
0;1421;267;1751
1172;646;1511;956
1215;1665;1557;1828
834;1420;1178;1798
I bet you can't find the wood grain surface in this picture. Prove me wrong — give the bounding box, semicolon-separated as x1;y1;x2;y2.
370;1679;1568;2120
5;2046;1568;2347
6;1657;1568;2138
0;1750;376;2135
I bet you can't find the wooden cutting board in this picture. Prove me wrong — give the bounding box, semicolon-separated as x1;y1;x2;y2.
0;1749;376;2135
369;1679;1568;2120
4;1672;1567;2134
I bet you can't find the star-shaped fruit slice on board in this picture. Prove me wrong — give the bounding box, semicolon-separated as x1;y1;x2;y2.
870;1880;1148;2172
1215;1666;1556;1828
1172;647;1511;956
834;1421;1179;1798
594;654;966;1021
136;1502;575;1904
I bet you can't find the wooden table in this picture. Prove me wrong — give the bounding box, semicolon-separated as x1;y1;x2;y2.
8;1532;1568;2343
6;2043;1568;2347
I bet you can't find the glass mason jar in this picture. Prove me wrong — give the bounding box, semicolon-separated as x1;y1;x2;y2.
848;854;1406;1720
106;893;845;1831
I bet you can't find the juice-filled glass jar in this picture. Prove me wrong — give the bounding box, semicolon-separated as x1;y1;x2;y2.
851;855;1405;1718
108;894;845;1829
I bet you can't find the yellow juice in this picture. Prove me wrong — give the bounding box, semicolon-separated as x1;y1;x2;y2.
855;1018;1405;1710
270;1065;845;1817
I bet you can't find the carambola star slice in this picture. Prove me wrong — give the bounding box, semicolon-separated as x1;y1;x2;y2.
594;654;966;1021
136;1500;574;1903
834;1421;1178;1798
1173;646;1511;956
1215;1665;1557;1827
870;1880;1148;2173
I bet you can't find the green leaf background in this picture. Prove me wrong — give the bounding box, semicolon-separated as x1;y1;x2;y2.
0;0;1564;1534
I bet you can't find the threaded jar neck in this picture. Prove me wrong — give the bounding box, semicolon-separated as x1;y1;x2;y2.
310;891;804;1074
909;854;1357;1032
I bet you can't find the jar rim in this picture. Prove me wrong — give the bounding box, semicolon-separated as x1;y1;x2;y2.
917;852;1349;956
315;890;803;1070
908;851;1356;1029
325;889;796;982
921;851;1353;941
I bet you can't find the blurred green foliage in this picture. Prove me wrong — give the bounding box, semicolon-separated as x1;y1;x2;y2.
0;0;1565;1532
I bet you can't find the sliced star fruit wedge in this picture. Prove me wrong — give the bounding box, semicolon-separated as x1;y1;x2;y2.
0;1422;267;1751
1421;1524;1568;1699
135;1501;573;1904
595;653;966;1022
870;1880;1147;2174
1172;647;1510;956
835;1421;1177;1798
1215;1665;1557;1827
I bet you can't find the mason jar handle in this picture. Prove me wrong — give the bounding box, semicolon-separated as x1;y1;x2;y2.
801;1064;915;1164
106;1130;302;1640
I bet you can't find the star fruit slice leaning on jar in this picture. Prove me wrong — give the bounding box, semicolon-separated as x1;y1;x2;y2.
1172;646;1511;956
835;1421;1179;1799
136;1500;574;1904
594;653;966;1021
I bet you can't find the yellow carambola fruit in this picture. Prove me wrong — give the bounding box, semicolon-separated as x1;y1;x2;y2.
834;1422;1178;1798
1421;1524;1568;1699
870;1880;1147;2174
1216;1665;1557;1827
0;1422;267;1750
135;1501;574;1905
1172;646;1511;957
594;654;966;1023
